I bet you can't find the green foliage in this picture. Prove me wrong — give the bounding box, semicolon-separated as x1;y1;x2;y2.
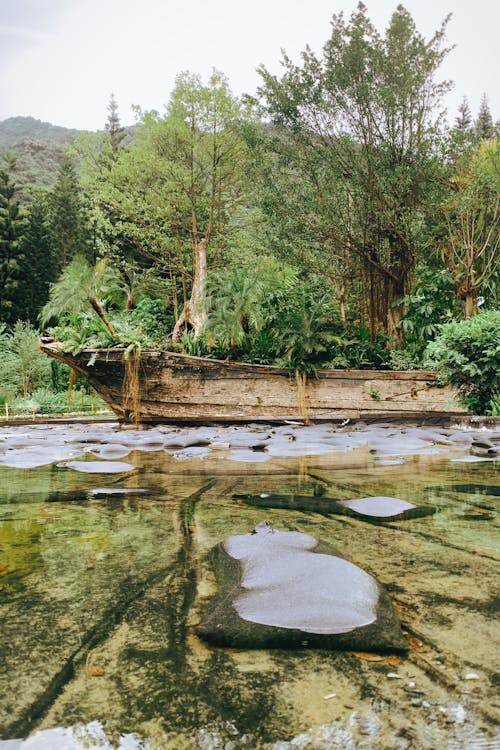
40;254;119;329
0;321;52;398
0;156;25;323
205;259;297;356
10;387;102;416
388;345;424;371
268;286;341;372
487;393;500;417
128;298;174;343
256;4;452;342
424;311;500;414
49;153;92;267
327;328;391;370
398;267;460;350
14;191;58;323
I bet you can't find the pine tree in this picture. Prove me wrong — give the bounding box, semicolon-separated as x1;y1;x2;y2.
455;97;472;131
0;156;24;323
14;192;57;324
476;94;494;139
105;93;126;158
49;153;91;268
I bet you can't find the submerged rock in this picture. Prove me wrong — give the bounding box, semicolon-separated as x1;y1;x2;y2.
197;523;407;652
233;493;435;522
57;460;135;473
340;495;435;521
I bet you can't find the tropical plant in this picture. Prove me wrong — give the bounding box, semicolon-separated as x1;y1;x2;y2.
397;266;460;350
40;254;119;335
424;310;500;414
205;259;297;356
274;289;341;372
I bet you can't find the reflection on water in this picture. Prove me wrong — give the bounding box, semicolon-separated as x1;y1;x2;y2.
0;421;498;749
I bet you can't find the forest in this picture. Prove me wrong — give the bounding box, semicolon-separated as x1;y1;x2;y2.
0;4;498;416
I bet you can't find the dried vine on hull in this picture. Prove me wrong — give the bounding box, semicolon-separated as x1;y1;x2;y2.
295;370;310;424
122;347;141;425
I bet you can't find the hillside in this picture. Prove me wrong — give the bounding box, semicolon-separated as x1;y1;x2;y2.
0;116;82;191
0;116;79;147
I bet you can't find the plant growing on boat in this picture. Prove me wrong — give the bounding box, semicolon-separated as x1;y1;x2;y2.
40;254;119;335
274;290;340;372
204;260;297;357
424;310;500;414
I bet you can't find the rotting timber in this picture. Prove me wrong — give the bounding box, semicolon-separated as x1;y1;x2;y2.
39;343;467;424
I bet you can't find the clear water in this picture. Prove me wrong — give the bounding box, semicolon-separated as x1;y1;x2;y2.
0;421;498;749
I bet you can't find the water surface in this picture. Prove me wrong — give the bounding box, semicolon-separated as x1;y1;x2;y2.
0;421;498;749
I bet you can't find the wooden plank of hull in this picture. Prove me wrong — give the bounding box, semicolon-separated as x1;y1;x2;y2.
39;345;467;423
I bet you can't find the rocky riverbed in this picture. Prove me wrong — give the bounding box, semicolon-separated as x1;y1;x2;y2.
0;420;498;749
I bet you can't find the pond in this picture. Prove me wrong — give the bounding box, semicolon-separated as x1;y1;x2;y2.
0;420;498;749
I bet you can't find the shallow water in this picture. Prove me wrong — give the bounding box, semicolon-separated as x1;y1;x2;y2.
0;421;498;749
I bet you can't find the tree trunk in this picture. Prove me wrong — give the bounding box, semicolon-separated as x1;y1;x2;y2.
386;278;405;349
89;297;115;336
464;291;476;318
172;238;208;342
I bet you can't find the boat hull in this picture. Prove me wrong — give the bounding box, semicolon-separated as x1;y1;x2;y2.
40;344;467;423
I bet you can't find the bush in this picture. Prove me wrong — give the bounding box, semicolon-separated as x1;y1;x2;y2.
326;328;391;370
388;345;424;371
0;321;52;397
424;311;500;414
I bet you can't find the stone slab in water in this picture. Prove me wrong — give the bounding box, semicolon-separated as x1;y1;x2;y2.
233;493;436;522
197;524;407;652
339;496;421;519
57;460;135;473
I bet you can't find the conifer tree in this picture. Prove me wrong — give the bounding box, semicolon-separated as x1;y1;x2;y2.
14;192;57;323
105;93;126;158
476;94;494;140
49;153;91;268
455;97;473;131
0;156;24;323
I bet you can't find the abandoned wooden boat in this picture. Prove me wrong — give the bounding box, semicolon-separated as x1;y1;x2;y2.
40;342;466;423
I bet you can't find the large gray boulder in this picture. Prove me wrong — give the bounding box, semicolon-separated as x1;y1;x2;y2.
197;523;407;652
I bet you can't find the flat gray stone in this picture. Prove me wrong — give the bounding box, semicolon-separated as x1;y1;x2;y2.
197;524;407;652
57;460;135;473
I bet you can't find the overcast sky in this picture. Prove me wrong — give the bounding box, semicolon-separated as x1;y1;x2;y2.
1;0;498;131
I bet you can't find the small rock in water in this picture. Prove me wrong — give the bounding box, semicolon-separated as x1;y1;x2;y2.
386;672;402;679
464;672;480;680
58;460;135;473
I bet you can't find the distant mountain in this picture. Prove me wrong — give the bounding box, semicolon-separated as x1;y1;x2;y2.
0;116;85;193
0;116;136;194
0;116;79;147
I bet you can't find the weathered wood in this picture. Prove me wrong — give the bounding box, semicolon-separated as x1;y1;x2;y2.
39;344;467;423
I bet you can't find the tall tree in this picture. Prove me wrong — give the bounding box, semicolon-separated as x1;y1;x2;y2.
14;191;57;324
105;93;126;158
257;3;452;345
455;98;473;131
441;138;500;317
82;71;251;339
0;156;24;323
476;94;495;140
50;153;91;268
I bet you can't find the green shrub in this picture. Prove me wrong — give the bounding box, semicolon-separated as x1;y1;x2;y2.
0;321;52;397
388;345;424;371
326;328;391;370
424;311;500;414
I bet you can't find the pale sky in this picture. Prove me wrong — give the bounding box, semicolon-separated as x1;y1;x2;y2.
1;0;498;131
